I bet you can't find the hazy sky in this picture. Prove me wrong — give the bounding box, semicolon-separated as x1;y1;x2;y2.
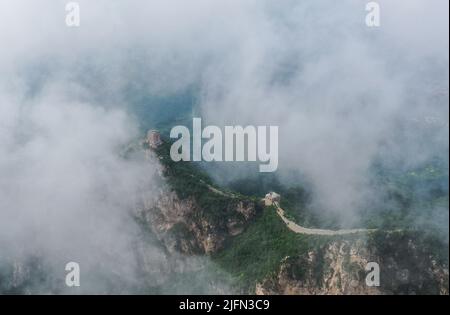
196;0;449;221
0;0;448;291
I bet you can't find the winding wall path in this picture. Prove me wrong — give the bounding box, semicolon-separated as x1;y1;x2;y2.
274;202;376;236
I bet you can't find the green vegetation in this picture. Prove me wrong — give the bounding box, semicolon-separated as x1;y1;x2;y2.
367;230;449;294
226;173;285;198
360;159;449;232
153;139;261;236
226;157;449;233
368;229;449;267
212;206;330;292
143;136;448;293
155;140;214;193
279;186;341;229
227;174;341;229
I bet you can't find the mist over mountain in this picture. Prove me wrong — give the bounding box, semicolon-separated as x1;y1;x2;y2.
0;0;448;294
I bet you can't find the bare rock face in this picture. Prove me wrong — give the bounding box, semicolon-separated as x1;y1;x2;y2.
256;236;449;295
256;240;382;295
139;189;259;255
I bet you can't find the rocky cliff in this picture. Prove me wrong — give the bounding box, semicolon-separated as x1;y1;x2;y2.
138;144;262;255
139;188;260;255
256;233;449;295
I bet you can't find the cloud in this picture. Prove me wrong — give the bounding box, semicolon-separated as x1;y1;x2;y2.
0;0;448;292
0;1;240;292
196;0;449;224
0;81;163;292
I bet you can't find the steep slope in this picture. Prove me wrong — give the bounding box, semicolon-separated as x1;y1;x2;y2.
256;232;448;295
137;141;262;255
138;140;448;295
